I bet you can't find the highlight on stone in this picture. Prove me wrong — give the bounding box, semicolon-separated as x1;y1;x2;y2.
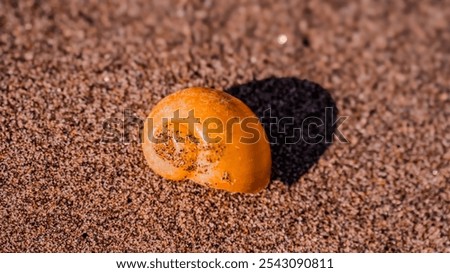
142;87;271;193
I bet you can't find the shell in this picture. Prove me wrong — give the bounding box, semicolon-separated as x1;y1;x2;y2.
142;87;271;193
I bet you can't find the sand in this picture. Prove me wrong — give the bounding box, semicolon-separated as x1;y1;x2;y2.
0;0;449;252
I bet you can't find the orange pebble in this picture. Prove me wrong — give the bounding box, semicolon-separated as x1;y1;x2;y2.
142;87;271;193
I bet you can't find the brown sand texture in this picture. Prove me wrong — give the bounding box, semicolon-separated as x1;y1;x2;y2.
0;0;449;252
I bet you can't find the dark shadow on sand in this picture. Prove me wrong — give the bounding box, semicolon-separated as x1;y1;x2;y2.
226;77;338;185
